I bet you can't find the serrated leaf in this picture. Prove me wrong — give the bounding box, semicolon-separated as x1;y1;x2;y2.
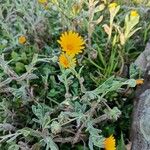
8;144;19;150
44;136;59;150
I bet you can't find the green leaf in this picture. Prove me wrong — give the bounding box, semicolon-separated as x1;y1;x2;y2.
87;123;104;149
129;63;141;78
32;54;38;64
20;128;30;137
88;137;94;150
21;52;27;62
44;136;59;150
32;103;52;128
117;132;126;150
104;107;121;120
15;62;25;73
11;51;19;61
8;144;19;150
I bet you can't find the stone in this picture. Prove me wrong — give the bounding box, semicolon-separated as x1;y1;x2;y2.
134;40;150;72
131;69;150;150
131;39;150;149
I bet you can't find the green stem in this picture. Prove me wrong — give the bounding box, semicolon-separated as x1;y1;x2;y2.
71;68;86;93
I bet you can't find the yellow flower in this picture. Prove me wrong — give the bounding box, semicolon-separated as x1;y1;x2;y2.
59;53;76;69
136;79;144;85
108;2;117;10
130;10;139;17
38;0;47;4
57;31;85;56
104;135;116;150
18;35;26;44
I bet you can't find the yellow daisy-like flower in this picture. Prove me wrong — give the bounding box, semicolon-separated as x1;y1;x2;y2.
130;10;139;17
108;2;118;10
59;53;76;69
57;31;85;56
136;79;144;85
18;35;26;44
38;0;47;4
104;135;116;150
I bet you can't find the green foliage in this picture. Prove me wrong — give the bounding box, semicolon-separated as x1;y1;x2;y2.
0;0;149;149
117;132;126;150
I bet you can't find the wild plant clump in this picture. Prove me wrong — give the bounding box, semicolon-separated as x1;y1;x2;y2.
0;0;149;150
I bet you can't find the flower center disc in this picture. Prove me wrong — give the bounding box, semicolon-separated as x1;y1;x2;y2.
67;44;73;51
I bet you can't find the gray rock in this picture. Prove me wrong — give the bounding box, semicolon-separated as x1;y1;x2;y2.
131;90;150;149
134;40;150;73
131;40;150;149
131;70;150;150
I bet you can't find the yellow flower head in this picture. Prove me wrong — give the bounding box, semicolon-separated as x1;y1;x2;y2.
130;10;139;17
59;53;76;69
136;79;144;85
104;135;116;150
108;2;117;10
18;35;26;44
57;31;85;56
38;0;47;4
